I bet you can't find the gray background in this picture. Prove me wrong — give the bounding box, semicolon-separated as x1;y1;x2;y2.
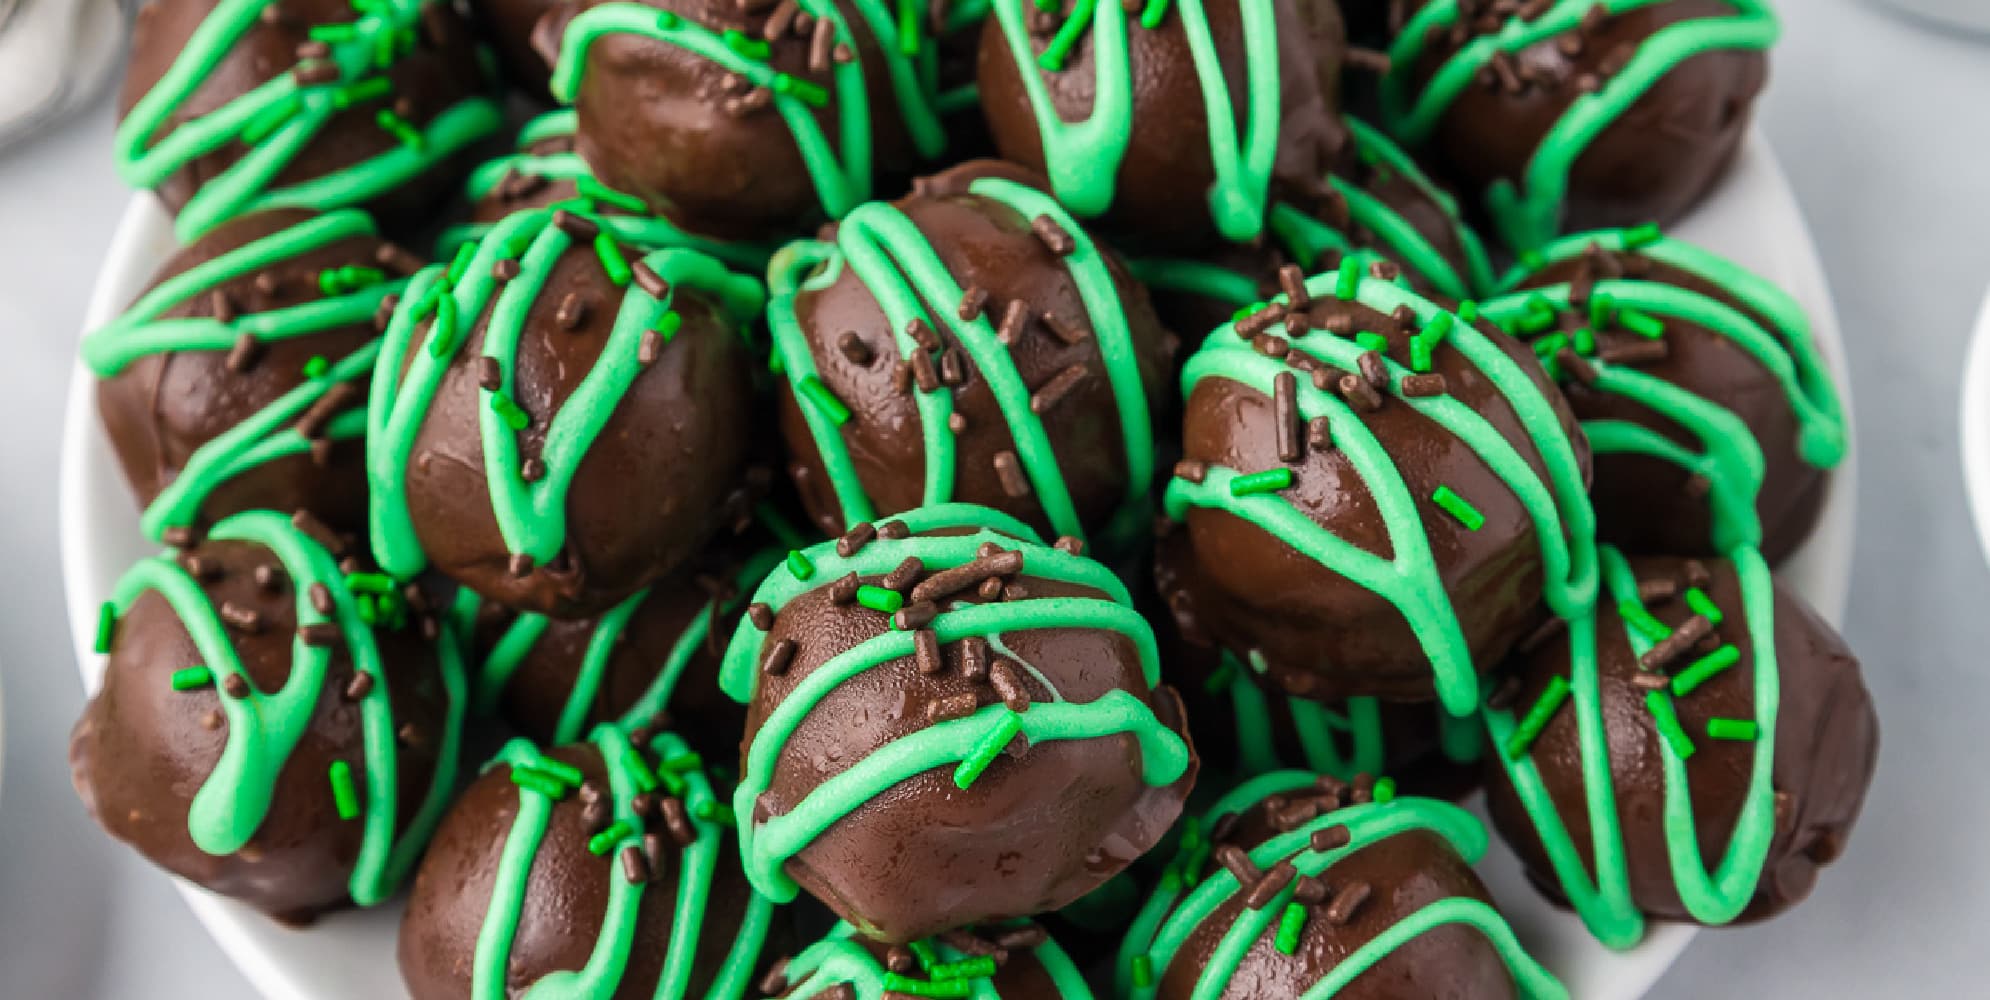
0;1;1984;995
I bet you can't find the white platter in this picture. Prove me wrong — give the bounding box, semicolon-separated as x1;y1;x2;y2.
61;131;1856;1000
1958;288;1990;568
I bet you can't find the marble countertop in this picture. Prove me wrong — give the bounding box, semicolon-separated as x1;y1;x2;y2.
2;1;1986;995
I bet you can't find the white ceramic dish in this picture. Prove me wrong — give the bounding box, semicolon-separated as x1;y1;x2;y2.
61;131;1855;1000
1958;288;1990;567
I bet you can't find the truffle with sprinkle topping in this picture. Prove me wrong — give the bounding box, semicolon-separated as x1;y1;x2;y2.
765;920;1093;998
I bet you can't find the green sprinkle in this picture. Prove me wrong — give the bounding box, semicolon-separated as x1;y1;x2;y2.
94;602;116;654
489;392;530;431
954;710;1024;789
1572;326;1596;355
170;666;213;691
1231;300;1267;323
1229;468;1293;497
356;593;379;625
329;760;360;820
929;956;997;981
331;76;392;110
1334;257;1362;300
591;232;631;286
1504;674;1569;760
588;820;633;856
693;798;733;825
1372;776;1396;803
426;293;460;358
1275;902;1309;955
1131;955;1154;989
656;8;680;28
856;585;904;614
1623;222;1664;249
1671;644;1741;696
653;311;683;343
623;747;659;794
797;375;852;425
302;355;330;379
1431;485;1484;531
1588;292;1616;329
308;22;357;41
1617;306;1665;339
1683;587;1722;624
1455;300;1479;324
1410;338;1433;373
1355;331;1388;353
373;109;424;150
896;0;920;55
1707;717;1758;741
787;549;815;580
909;938;941;971
881;975;970;999
1618;601;1672;642
1515;295;1559;334
661;751;703;773
575;176;648;214
508;767;567;800
772;72;829;108
1645;691;1696;759
658;765;688;797
344;571;394;594
535;756;584;788
723;28;770;59
1140;0;1171;29
319;265;385;295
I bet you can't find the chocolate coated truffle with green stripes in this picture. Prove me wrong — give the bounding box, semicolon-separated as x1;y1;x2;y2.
70;509;468;923
976;0;1350;251
118;0;504;241
399;725;780;999
1118;771;1566;999
721;503;1197;943
1484;225;1845;563
366;200;766;618
769;161;1173;555
1482;549;1878;945
1376;0;1775;251
764;919;1093;998
1159;261;1594;715
89;208;414;545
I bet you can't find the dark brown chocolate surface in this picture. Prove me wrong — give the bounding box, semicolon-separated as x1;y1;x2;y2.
470;0;563;99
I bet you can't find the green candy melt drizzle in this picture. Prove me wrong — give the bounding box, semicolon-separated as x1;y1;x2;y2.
82;210;397;543
719;504;1190;903
1119;771;1566;999
779;920;1094;999
1206;649;1483;779
767;176;1154;548
102;509;467;906
1378;0;1779;251
472;726;774;999
114;0;504;241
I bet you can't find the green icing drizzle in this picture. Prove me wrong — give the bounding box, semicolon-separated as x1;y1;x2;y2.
987;0;1282;242
82;210;397;543
552;0;947;222
1378;0;1779;251
102;509;467;906
114;0;504;241
779;920;1093;998
1119;771;1566;999
472;726;774;999
766;176;1154;548
1206;650;1482;779
367;202;766;581
718;503;1190;902
1162;270;1597;717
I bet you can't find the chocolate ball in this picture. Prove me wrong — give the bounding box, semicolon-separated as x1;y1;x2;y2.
1483;550;1879;944
88;209;416;545
69;509;466;923
1376;0;1772;251
1120;771;1561;999
118;0;502;241
977;0;1348;251
767;920;1092;998
1483;226;1847;563
399;726;779;999
720;503;1197;943
770;161;1173;554
547;0;948;240
1159;265;1592;714
367;201;766;617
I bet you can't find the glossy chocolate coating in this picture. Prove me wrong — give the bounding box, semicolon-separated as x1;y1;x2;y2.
69;537;454;924
1482;555;1879;924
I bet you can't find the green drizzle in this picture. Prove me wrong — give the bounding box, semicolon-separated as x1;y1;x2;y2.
987;0;1282;242
114;0;504;240
1119;771;1567;999
552;0;947;223
83;210;394;543
778;920;1093;999
767;176;1154;548
1163;270;1597;717
1378;0;1779;251
367;202;766;581
472;726;774;999
1203;650;1483;780
101;509;466;906
718;503;1191;902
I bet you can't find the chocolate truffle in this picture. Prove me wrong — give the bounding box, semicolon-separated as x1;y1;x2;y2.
88;209;415;545
1376;0;1775;251
977;0;1349;250
719;503;1198;943
117;0;504;241
1159;261;1593;715
1483;548;1879;946
769;161;1172;553
70;509;467;923
1118;771;1564;999
400;726;778;999
368;199;766;617
765;920;1093;998
470;546;782;748
1480;225;1846;562
545;0;950;240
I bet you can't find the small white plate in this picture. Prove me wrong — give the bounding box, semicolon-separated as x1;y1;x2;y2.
1959;289;1990;567
60;131;1856;1000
